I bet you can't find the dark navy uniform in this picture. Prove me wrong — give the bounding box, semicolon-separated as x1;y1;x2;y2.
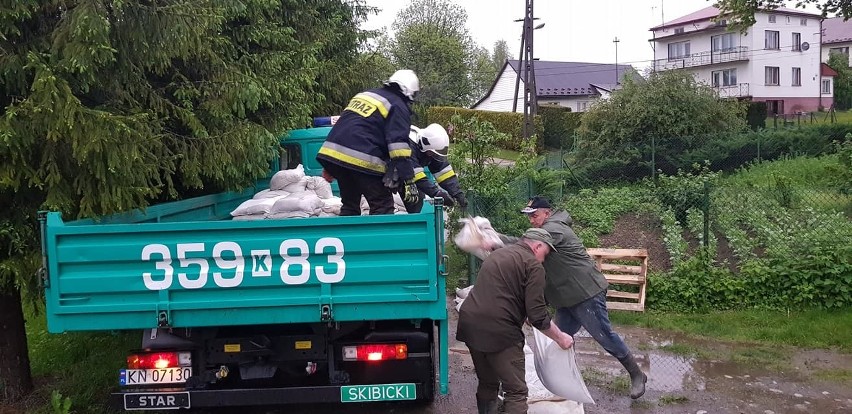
317;86;415;215
402;148;465;213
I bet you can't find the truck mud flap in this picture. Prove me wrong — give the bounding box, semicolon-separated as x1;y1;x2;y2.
111;383;431;409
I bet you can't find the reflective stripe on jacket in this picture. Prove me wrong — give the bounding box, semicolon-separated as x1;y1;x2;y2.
411;148;463;198
316;87;415;179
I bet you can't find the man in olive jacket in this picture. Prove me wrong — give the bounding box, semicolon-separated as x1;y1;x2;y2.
501;196;648;399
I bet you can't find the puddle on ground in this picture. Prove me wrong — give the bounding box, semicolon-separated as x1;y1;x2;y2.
575;326;852;414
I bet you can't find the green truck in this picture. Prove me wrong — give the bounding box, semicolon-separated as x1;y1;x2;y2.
39;123;449;410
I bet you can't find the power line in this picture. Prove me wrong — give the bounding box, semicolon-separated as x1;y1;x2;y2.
467;41;830;78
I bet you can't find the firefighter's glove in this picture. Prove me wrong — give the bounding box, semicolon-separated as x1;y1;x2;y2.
382;167;400;190
403;181;420;204
437;190;455;207
454;192;468;209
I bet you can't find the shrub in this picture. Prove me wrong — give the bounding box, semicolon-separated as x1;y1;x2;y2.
538;105;581;149
653;162;717;223
428;106;543;151
746;101;767;130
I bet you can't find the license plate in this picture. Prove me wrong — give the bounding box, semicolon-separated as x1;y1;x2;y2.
123;392;190;410
341;383;416;402
120;368;192;385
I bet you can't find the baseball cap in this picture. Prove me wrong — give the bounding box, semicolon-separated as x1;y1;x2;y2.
521;196;553;214
522;228;556;251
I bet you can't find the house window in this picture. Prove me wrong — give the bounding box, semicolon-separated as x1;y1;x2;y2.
768;14;776;23
786;16;791;23
578;101;589;111
667;41;691;60
800;18;807;26
674;27;684;34
765;66;780;85
712;69;738;87
792;33;801;51
792;67;801;86
822;79;832;94
830;47;850;56
712;33;737;51
765;30;780;49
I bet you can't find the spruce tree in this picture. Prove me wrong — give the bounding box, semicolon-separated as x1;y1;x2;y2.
0;0;371;401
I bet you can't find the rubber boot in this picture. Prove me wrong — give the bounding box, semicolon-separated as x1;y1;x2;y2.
476;398;498;414
618;354;647;399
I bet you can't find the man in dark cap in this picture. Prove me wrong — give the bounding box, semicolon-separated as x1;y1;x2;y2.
457;228;574;414
510;196;648;399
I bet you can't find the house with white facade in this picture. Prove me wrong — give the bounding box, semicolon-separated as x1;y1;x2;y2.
823;16;852;66
472;60;637;113
650;6;832;114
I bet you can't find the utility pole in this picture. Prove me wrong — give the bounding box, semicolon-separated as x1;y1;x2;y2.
613;37;620;85
512;0;542;140
512;25;526;113
521;0;537;140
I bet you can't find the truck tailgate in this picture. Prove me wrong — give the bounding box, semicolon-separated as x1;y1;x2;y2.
42;207;445;333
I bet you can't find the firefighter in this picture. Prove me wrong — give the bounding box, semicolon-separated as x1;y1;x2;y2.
316;69;420;215
400;123;468;213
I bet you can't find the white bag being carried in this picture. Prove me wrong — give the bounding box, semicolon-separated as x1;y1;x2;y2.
453;216;504;260
532;329;595;404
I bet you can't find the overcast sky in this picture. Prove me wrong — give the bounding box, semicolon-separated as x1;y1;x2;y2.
362;0;821;72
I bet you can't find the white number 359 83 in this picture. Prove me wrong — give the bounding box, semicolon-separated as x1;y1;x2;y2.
141;238;345;290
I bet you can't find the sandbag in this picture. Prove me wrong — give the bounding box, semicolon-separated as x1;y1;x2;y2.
231;214;266;221
270;164;305;190
230;197;282;217
252;189;291;200
282;176;309;193
267;211;312;219
454;216;504;260
269;193;323;215
532;329;594;404
321;197;342;215
305;176;334;199
358;195;408;215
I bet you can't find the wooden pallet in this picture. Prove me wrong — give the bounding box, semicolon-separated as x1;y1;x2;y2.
586;248;648;312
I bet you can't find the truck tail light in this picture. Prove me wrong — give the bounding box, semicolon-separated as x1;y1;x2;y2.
127;352;191;369
342;344;408;362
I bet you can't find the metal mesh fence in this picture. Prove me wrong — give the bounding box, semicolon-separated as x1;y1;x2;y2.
463;126;851;280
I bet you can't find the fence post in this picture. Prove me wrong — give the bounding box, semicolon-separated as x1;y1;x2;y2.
703;180;711;249
650;136;656;181
467;191;477;286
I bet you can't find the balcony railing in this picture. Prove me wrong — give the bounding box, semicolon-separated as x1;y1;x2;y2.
655;46;750;71
714;83;750;98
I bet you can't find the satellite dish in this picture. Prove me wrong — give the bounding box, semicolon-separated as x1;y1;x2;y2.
801;42;810;51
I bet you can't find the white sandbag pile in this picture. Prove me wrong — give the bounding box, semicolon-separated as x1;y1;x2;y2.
230;164;341;220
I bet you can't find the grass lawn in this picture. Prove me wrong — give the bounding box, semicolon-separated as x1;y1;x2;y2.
765;109;852;127
493;148;521;161
610;307;852;353
16;306;136;414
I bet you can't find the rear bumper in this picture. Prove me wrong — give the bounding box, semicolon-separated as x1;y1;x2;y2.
111;383;431;409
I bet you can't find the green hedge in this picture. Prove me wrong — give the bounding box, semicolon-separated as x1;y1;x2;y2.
427;106;543;151
538;105;582;149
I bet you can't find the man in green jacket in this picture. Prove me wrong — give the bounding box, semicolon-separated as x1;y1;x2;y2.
458;228;575;414
503;196;648;399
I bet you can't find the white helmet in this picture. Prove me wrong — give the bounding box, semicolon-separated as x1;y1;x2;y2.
411;123;449;158
385;69;420;101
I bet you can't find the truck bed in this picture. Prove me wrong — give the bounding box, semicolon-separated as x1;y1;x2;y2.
41;186;446;333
